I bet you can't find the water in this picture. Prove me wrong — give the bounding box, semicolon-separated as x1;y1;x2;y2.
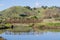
0;31;60;40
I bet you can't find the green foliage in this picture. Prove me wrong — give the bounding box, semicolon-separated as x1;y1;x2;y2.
33;8;37;10
4;23;12;27
19;14;28;17
41;6;48;9
33;16;38;19
38;11;40;13
24;6;32;10
46;23;60;27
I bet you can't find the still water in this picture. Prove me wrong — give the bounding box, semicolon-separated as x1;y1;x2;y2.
0;31;60;40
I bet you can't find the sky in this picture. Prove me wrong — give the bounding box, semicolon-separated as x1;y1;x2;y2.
0;0;60;11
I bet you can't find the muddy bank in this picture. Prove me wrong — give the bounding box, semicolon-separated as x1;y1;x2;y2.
40;26;60;29
0;37;6;40
33;24;60;30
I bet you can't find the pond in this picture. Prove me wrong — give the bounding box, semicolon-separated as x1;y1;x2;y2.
0;31;60;40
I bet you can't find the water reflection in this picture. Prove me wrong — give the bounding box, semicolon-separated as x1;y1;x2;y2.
2;29;60;35
3;31;46;35
0;29;60;40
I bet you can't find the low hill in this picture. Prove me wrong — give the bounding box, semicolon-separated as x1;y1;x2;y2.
0;6;60;23
0;6;36;18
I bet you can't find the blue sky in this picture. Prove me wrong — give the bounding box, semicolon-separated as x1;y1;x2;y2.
0;0;60;11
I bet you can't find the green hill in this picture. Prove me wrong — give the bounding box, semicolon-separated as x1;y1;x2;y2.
0;6;60;19
0;6;36;18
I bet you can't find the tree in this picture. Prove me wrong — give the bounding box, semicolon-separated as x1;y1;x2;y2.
41;6;48;9
0;14;2;16
32;16;38;19
24;6;32;10
0;19;2;24
33;8;37;10
19;14;27;17
38;11;40;13
11;25;14;29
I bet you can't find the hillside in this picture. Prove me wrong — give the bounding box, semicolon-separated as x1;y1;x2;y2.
33;7;60;19
0;6;60;23
0;6;36;19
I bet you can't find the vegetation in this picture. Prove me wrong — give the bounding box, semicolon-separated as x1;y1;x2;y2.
0;6;60;33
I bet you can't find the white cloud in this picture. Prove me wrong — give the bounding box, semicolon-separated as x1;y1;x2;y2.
0;4;4;6
35;1;40;8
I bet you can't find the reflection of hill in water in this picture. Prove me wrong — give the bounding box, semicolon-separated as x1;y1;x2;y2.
0;29;60;35
3;31;45;35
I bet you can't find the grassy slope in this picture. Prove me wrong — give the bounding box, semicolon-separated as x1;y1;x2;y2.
0;6;36;18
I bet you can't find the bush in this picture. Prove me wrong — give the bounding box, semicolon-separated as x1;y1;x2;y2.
47;23;60;27
4;23;12;27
